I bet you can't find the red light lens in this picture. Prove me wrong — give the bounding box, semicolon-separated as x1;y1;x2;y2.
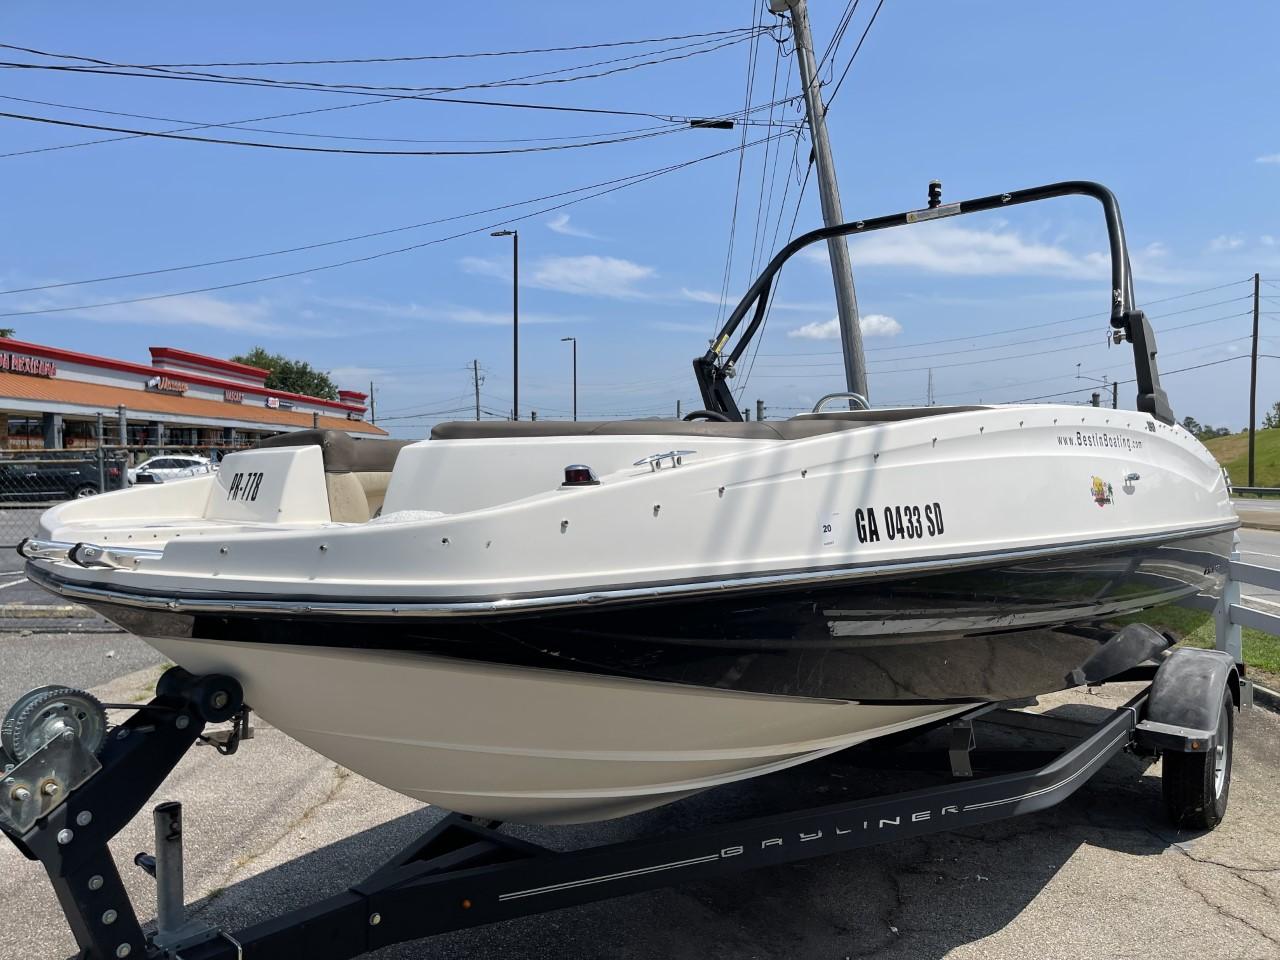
563;465;598;486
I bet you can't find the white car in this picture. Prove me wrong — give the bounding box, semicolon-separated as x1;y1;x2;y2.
128;455;215;485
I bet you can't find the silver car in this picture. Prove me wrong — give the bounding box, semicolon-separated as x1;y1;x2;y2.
128;455;214;485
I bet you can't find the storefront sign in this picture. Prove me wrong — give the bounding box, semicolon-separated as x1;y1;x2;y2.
265;396;280;409
0;353;56;378
147;375;189;395
224;389;244;404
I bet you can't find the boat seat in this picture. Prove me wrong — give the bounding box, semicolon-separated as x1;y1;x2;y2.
429;406;986;442
255;430;415;522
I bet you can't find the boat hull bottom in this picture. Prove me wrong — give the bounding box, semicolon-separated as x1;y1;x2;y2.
142;635;972;824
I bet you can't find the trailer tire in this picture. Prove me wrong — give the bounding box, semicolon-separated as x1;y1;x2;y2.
1162;686;1233;830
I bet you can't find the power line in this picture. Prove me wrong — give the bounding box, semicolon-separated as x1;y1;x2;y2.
0;130;790;319
756;280;1255;358
710;1;766;334
925;335;1257;404
91;27;763;68
753;317;1255;377
0;93;684;146
753;307;1253;368
0;30;767;97
0;109;707;156
0;54;796;128
1012;355;1255;403
825;0;887;109
0;134;793;297
738;146;812;398
814;0;860;75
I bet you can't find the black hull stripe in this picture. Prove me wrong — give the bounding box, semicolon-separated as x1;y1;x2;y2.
27;518;1237;619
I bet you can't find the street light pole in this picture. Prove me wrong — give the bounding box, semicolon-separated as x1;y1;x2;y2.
491;229;519;420
560;336;578;421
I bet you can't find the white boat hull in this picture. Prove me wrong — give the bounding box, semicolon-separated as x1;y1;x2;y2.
144;635;971;824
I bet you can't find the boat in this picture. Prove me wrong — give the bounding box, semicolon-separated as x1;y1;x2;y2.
18;181;1237;824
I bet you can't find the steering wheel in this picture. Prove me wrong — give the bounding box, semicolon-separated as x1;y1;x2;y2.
682;410;732;422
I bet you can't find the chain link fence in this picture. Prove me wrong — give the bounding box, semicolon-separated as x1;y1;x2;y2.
0;442;246;547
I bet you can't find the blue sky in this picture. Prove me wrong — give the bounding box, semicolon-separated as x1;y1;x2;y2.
1;1;1278;436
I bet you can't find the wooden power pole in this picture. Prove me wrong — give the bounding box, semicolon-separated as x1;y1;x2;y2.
1250;272;1261;485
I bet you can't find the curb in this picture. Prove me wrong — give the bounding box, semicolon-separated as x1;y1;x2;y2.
1252;682;1280;714
1236;513;1280;532
0;603;93;619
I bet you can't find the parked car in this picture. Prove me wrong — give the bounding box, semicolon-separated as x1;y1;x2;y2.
128;455;214;485
0;456;125;502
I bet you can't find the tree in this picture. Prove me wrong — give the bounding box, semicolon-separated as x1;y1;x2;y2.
1180;415;1233;441
0;328;14;338
1263;401;1280;430
230;347;339;400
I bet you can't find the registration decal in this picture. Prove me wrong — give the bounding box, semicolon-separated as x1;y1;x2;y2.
855;503;944;544
226;471;265;503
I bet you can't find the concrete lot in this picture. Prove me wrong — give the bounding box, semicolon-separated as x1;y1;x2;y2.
0;642;1277;960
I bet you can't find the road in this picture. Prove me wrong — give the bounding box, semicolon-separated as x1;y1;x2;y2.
0;655;1276;960
1236;526;1280;610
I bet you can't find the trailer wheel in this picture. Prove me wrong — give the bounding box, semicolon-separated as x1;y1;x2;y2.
1162;686;1233;829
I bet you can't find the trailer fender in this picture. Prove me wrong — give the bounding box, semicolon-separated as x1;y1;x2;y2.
1136;647;1239;754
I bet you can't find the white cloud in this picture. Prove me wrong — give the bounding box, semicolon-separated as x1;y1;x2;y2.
861;313;904;337
1261;235;1276;247
461;253;655;299
458;255;510;282
830;223;1105;278
436;307;571;326
1208;234;1245;252
1256;154;1280;164
300;293;576;326
798;224;1204;284
531;255;654;298
15;292;320;338
787;313;901;340
680;287;728;306
679;287;832;312
545;213;599;239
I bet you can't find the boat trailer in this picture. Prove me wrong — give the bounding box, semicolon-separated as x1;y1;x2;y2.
0;643;1249;960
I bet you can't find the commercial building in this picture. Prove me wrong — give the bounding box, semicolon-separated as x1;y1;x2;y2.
0;337;384;449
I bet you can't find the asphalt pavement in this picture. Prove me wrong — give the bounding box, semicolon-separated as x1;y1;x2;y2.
0;642;1278;960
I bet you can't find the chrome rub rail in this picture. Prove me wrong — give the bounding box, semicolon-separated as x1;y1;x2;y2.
21;519;1238;620
18;538;164;571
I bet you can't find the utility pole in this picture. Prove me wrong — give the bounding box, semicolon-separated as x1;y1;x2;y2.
756;399;765;421
1112;381;1118;410
472;359;483;421
368;380;376;424
1250;272;1261;485
676;399;682;419
491;229;520;419
927;369;934;406
561;337;578;421
772;0;867;402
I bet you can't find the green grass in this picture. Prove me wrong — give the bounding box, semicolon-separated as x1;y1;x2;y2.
1203;426;1280;487
1116;603;1280;688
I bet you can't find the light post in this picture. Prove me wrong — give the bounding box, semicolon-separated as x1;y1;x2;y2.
560;336;577;421
491;229;519;419
1075;363;1115;409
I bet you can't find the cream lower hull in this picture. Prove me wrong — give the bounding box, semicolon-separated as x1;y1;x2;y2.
144;636;973;824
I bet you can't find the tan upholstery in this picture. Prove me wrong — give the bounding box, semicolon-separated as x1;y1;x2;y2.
429;406;988;442
255;430;412;522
